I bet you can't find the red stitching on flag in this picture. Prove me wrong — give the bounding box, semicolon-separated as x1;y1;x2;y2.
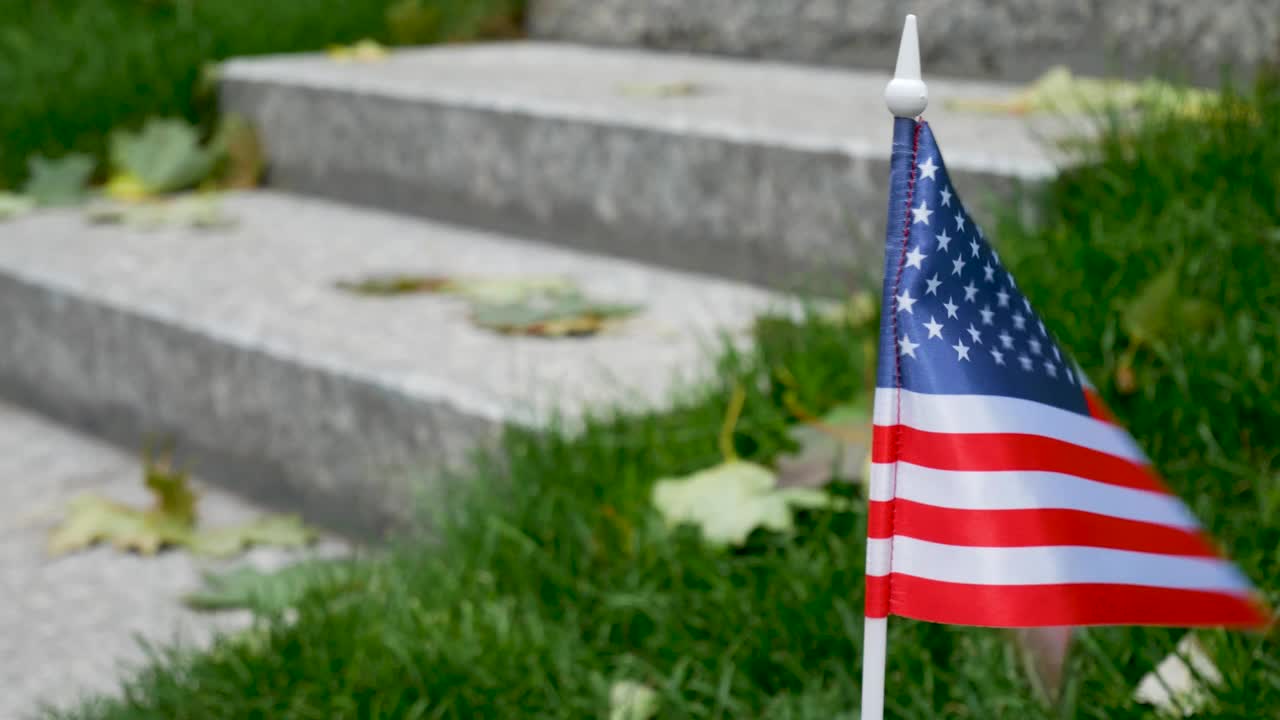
880;119;924;616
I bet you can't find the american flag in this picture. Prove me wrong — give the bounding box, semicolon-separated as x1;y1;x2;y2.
866;118;1266;628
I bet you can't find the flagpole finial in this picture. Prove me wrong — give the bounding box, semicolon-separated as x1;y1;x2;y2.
885;14;928;117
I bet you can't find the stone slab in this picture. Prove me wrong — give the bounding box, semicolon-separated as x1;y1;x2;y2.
0;400;347;719
529;0;1279;86
221;42;1068;292
0;192;774;538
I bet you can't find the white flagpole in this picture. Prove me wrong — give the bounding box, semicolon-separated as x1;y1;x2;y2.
861;14;928;720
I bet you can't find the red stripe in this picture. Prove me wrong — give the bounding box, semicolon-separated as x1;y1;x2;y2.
867;500;894;539
865;574;890;618
1084;389;1116;424
883;575;1268;628
872;425;1166;494
883;500;1216;556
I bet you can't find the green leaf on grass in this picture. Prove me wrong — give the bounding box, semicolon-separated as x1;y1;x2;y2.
775;400;873;490
1134;634;1223;717
652;460;835;546
184;558;354;614
22;153;96;207
109;118;219;196
609;680;660;720
0;192;35;221
1122;267;1220;349
470;291;641;337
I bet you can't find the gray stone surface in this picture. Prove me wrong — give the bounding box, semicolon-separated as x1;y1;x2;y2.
529;0;1280;85
222;42;1064;292
0;400;346;719
0;192;775;537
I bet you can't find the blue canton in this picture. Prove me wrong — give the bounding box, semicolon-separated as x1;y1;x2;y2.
875;120;1088;416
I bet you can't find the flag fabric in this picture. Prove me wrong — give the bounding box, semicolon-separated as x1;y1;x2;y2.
866;117;1267;628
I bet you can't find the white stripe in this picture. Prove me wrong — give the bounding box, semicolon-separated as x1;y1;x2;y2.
868;463;895;502
891;536;1252;592
866;538;892;576
873;388;1147;464
884;462;1200;530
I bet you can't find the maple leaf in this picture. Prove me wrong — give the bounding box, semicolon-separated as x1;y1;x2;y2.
22;154;96;207
469;290;641;338
108;118;219;197
189;515;316;558
184;558;354;614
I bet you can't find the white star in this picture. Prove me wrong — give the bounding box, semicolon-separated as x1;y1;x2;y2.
918;157;939;181
1053;346;1061;362
996;289;1010;307
1045;360;1057;377
1012;313;1027;331
955;212;967;233
923;316;944;339
924;274;942;295
970;239;981;258
965;323;982;344
896;289;918;314
951;256;966;276
962;281;978;302
912;201;933;225
979;305;995;325
943;298;959;319
940;186;953;207
983;263;995;282
935;230;953;252
991;247;1000;263
952;340;971;361
899;334;920;358
978;226;985;240
1038;319;1047;336
1029;338;1042;355
1065;367;1075;384
990;348;1005;365
1023;296;1032;311
1018;354;1033;370
904;246;927;270
998;331;1014;349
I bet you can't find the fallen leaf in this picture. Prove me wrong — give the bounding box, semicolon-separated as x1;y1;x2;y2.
609;680;660;720
1122;267;1220;350
22;153;96;207
1134;634;1223;717
470;291;641;337
109;118;220;196
386;0;441;45
619;81;706;98
86;194;236;230
652;460;835;546
48;452;197;556
210;114;265;189
327;38;388;62
0;191;35;221
775;400;873;490
190;514;317;558
184;558;353;614
945;65;1219;117
335;274;576;302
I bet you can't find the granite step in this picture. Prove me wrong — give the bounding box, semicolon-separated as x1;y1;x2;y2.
528;0;1277;86
220;42;1071;294
0;192;776;538
0;398;347;718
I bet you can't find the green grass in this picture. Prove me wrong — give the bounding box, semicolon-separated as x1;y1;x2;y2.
0;0;523;188
48;79;1280;719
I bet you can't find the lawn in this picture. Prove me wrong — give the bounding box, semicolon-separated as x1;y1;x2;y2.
0;0;522;189
47;74;1280;720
